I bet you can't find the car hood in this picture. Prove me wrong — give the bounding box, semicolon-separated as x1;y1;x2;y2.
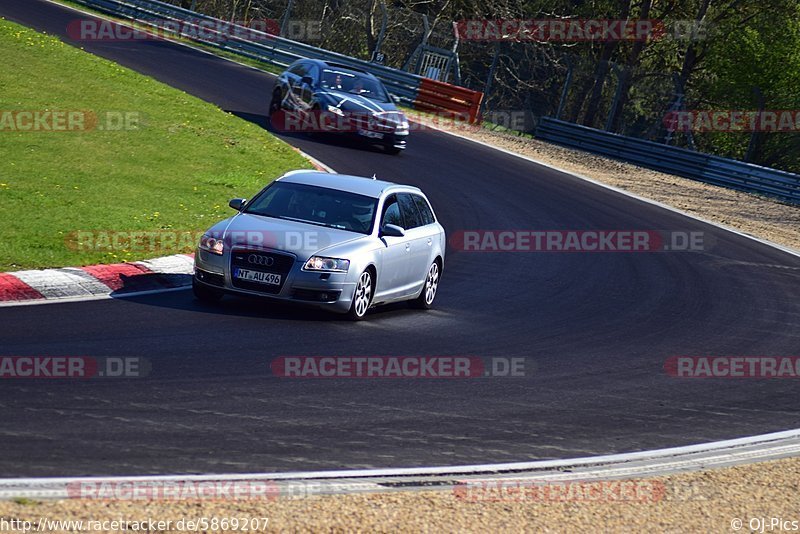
210;213;367;261
317;89;398;114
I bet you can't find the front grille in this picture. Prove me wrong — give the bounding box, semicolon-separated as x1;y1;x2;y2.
230;249;295;294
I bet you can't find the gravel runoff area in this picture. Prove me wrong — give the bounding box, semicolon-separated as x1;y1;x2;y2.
420;119;800;252
1;456;800;532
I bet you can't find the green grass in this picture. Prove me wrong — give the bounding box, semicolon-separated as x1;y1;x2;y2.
0;18;310;271
11;497;39;506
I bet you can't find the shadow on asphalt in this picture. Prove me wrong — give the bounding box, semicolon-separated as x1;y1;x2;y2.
108;272;192;295
115;282;419;323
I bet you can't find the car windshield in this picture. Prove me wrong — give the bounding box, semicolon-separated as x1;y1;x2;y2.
320;68;391;103
243;181;378;235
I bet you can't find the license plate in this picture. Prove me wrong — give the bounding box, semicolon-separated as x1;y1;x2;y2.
233;268;282;286
358;129;384;139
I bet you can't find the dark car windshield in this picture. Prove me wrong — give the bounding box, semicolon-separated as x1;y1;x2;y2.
244;181;378;235
319;68;391;103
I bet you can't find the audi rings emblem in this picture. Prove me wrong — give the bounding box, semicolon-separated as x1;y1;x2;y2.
248;254;275;267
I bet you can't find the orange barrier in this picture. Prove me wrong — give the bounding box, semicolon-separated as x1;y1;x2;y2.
413;78;484;125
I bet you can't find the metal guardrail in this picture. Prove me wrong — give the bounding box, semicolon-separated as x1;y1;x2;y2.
71;0;482;117
536;118;800;205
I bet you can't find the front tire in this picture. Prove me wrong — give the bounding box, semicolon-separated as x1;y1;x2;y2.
348;269;374;320
193;278;223;303
413;261;440;309
385;145;403;155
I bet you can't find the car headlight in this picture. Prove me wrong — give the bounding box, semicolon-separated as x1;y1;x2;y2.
397;115;409;131
199;234;224;255
326;105;344;116
303;256;350;272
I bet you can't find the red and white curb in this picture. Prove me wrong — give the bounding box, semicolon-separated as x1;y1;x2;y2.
0;254;195;307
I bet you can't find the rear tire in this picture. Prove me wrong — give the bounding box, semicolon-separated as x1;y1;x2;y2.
193;278;223;303
412;260;440;309
348;269;374;320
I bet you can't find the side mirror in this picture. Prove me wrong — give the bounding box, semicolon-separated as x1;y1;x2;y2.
380;223;405;238
391;94;400;104
301;75;314;87
229;198;246;211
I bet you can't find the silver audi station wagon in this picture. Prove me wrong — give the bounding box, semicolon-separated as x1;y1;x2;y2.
193;171;445;319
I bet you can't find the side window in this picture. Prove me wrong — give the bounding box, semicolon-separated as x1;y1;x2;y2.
381;196;403;228
411;195;435;225
397;193;423;229
288;62;307;77
305;65;319;86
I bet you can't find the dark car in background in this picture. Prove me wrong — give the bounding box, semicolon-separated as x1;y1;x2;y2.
269;59;410;154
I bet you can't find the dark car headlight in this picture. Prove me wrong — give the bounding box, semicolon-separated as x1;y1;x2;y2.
396;116;410;132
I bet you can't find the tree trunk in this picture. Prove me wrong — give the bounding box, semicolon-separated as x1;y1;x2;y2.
582;0;632;127
675;0;711;99
608;0;653;132
365;0;377;56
